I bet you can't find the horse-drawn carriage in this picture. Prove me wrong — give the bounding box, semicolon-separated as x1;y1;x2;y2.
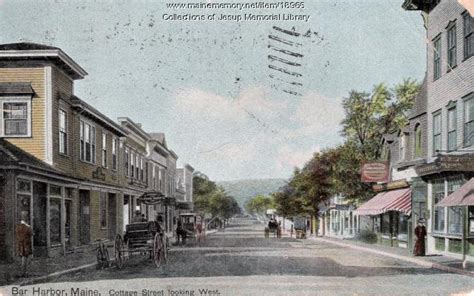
114;221;168;269
95;191;170;269
293;216;307;239
264;219;282;238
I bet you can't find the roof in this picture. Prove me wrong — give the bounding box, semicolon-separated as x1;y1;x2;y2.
68;95;127;137
0;42;87;80
0;139;60;173
0;82;35;96
0;42;59;51
354;188;411;216
437;178;474;207
408;76;427;120
402;0;440;12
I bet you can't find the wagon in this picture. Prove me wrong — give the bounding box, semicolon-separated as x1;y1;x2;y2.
113;221;168;269
293;216;307;239
264;220;281;238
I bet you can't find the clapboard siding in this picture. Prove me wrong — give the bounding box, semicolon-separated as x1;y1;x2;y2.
0;67;46;160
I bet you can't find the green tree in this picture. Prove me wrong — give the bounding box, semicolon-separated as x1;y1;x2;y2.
245;194;275;215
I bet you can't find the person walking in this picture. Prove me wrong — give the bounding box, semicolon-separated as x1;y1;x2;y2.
15;212;33;276
413;218;427;256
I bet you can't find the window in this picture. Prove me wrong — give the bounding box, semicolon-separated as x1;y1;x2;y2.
447;107;457;151
447;24;457;69
49;185;62;246
100;192;107;229
102;133;108;168
112;137;118;170
152;165;156;189
140;157;144;181
447;178;463;235
433;180;445;233
464;12;474;60
124;148;129;176
2;100;31;137
414;124;422;158
80;120;96;163
433;36;441;80
433;112;442;154
131;151;135;178
135;154;139;179
464;96;474;146
59;109;67;154
399;134;406;160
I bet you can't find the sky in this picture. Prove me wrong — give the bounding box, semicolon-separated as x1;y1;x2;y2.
0;0;426;181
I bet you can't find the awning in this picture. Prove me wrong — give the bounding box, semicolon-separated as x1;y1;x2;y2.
354;188;411;216
436;178;474;207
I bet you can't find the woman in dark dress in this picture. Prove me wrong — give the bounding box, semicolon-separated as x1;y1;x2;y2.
413;218;427;256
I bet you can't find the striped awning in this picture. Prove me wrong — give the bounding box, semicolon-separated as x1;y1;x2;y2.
437;178;474;207
354;188;411;216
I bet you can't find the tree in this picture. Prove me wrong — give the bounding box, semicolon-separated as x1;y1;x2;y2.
193;175;241;221
245;194;275;215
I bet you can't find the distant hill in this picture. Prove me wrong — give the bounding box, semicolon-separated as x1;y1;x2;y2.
217;178;287;208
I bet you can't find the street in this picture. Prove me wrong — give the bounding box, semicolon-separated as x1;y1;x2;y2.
7;217;473;296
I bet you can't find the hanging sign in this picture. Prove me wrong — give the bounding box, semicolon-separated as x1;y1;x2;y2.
361;161;389;183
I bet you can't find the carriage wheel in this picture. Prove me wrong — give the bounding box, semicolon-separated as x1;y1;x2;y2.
162;236;169;264
114;234;124;269
153;233;163;267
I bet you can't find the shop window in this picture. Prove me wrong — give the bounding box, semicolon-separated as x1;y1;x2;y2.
433;180;445;233
381;214;391;236
50;198;61;246
447;178;464;234
17;179;32;225
448;239;462;254
398;214;408;242
435;237;445;251
100;192;107;229
1;99;31;137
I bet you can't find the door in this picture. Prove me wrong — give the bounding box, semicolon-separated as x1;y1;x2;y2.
123;195;130;232
108;193;116;240
79;190;90;245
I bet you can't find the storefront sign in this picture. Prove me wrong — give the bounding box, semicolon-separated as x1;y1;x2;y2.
372;179;410;192
415;154;474;176
361;162;389;183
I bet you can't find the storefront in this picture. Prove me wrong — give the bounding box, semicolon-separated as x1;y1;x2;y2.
415;154;474;260
354;187;412;248
436;178;474;262
0;139;80;260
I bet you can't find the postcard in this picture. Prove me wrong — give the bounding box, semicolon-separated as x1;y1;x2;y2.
0;0;473;295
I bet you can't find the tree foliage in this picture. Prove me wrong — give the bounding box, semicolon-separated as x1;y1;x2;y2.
244;194;275;215
193;175;241;219
272;79;420;213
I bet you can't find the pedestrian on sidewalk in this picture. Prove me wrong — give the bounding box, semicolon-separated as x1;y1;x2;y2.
15;211;33;276
413;218;427;256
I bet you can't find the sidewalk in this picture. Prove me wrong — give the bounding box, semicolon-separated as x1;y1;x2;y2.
1;229;222;287
0;245;108;286
310;236;474;277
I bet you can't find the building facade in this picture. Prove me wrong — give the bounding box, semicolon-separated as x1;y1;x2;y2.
0;43;127;260
404;0;474;260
